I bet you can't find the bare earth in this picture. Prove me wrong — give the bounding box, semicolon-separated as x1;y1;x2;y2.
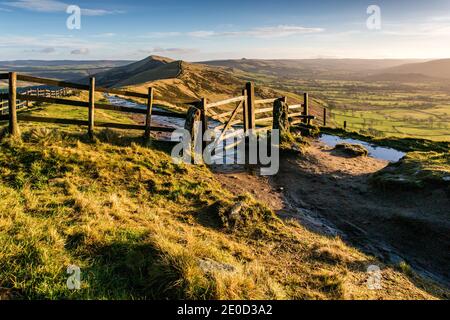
214;141;450;288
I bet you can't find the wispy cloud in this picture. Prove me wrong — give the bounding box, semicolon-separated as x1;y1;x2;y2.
200;25;325;38
70;48;89;55
91;33;117;38
141;32;183;39
381;21;450;37
139;47;198;55
143;25;324;39
2;0;125;16
25;47;56;54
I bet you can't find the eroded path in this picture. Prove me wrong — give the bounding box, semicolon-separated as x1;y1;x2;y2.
214;141;450;288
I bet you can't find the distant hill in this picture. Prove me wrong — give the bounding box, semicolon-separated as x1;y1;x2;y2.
0;60;132;81
362;73;439;83
378;59;450;80
201;58;424;79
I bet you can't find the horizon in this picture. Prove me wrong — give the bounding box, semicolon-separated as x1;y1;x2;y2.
1;0;450;60
0;56;445;63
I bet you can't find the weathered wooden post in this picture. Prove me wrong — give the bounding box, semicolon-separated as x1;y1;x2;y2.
323;108;327;126
273;96;290;132
185;106;202;162
200;97;208;150
303;92;309;124
88;77;95;138
8;72;19;137
242;89;248;132
245;82;255;130
25;89;29;107
144;87;154;141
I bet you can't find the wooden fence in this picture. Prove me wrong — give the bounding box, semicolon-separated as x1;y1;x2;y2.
0;72;185;139
0;72;317;143
0;87;70;115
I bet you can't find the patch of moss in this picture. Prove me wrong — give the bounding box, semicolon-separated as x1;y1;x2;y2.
293;123;321;138
371;152;450;190
215;195;282;238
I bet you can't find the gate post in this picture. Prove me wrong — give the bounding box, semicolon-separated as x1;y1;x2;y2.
144;87;154;141
8;72;19;137
245;82;255;130
199;98;208;150
303;92;309;124
88;77;95;138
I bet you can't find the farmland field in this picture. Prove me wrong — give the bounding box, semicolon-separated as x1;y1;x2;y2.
254;78;450;141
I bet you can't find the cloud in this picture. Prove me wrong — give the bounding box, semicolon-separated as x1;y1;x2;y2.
2;0;124;16
70;48;89;55
187;31;216;38
143;25;324;39
91;33;116;38
24;47;56;54
141;32;183;39
140;47;198;55
188;25;324;38
381;21;450;37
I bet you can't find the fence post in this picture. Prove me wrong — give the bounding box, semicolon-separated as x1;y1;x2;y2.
88;77;95;138
144;87;154;141
200;97;208;150
323;108;327;126
245;82;255;130
25;89;29;107
303;93;309;124
344;121;347;129
242;89;248;133
8;72;19;137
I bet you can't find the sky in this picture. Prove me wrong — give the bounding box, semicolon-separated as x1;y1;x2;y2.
1;0;450;61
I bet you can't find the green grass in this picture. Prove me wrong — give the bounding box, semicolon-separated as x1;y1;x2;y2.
243;74;450;142
371;152;450;190
0;103;449;300
320;127;450;153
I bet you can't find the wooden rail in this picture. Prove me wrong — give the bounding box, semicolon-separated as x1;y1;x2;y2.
1;72;185;140
2;72;317;146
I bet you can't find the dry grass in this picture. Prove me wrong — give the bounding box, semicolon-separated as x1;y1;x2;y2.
0;121;448;300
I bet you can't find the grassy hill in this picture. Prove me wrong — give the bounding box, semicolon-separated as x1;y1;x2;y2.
93;56;322;115
201;58;424;80
0;102;448;299
379;59;450;80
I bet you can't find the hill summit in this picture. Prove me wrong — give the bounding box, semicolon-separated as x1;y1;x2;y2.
93;55;291;104
94;55;181;87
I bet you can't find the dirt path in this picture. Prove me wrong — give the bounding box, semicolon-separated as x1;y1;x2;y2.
214;141;450;288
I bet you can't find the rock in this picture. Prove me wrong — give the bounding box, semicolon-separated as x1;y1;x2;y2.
272;99;290;133
198;258;236;274
229;201;245;220
333;143;368;157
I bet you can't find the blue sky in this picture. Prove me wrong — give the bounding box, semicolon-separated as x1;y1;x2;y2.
1;0;450;60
